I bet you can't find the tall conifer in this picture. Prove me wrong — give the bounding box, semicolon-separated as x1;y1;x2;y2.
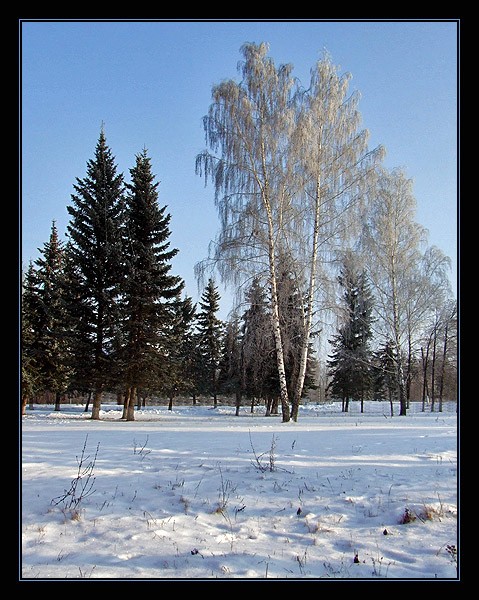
327;255;374;411
66;129;125;419
196;279;223;406
22;222;71;410
121;148;183;420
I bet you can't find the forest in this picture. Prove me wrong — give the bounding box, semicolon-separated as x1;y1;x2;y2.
21;43;457;423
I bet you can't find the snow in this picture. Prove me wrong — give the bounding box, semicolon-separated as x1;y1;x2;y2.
21;401;458;581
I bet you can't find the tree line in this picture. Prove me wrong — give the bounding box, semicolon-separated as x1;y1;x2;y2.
194;42;456;419
21;130;318;420
21;43;457;421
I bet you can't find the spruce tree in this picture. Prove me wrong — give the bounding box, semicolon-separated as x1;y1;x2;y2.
22;223;71;410
327;255;374;412
218;316;243;415
121;148;184;420
241;278;277;413
275;262;318;415
195;279;223;406
372;340;398;416
171;295;198;405
66;129;125;419
21;262;42;414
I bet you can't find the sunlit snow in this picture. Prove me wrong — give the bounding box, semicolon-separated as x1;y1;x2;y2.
21;401;458;580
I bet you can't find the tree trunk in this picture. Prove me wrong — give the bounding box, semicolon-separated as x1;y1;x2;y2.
438;321;449;412
121;388;129;419
84;390;92;412
421;346;429;412
291;175;321;422
261;175;290;422
126;386;136;421
54;391;61;411
396;361;407;417
430;327;437;412
22;394;28;415
391;268;407;416
235;390;241;416
271;397;279;415
265;396;271;416
168;395;173;411
406;331;413;409
91;387;102;420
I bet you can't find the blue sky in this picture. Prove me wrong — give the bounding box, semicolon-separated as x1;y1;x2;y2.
21;19;458;316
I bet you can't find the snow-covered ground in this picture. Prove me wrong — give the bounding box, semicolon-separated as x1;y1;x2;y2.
21;401;458;581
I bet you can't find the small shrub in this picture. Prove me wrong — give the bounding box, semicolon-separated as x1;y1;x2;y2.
398;507;416;524
51;435;99;518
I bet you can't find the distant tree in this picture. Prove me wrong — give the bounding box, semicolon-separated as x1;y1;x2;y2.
195;279;224;406
218;315;243;415
240;278;277;413
327;254;374;412
162;295;197;411
437;300;457;411
65;129;126;419
120;148;184;420
419;299;458;413
361;168;427;416
21;262;43;414
403;245;452;408
371;340;398;416
22;223;72;411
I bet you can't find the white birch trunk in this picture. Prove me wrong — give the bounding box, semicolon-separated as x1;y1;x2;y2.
291;176;321;421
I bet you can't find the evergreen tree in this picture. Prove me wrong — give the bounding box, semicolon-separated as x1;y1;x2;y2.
22;223;72;411
327;255;374;412
61;244;95;408
276;260;319;413
65;129;126;419
175;296;198;401
372;340;398;416
121;148;184;420
161;295;197;411
195;279;223;406
21;262;42;414
218;315;243;415
241;278;277;413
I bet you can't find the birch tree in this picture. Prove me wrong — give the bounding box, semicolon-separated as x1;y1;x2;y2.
196;42;296;421
403;245;452;406
287;54;384;420
361;168;427;416
196;43;383;422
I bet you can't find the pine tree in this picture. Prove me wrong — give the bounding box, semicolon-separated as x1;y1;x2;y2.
66;129;126;419
121;148;184;420
327;256;374;412
195;279;223;406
